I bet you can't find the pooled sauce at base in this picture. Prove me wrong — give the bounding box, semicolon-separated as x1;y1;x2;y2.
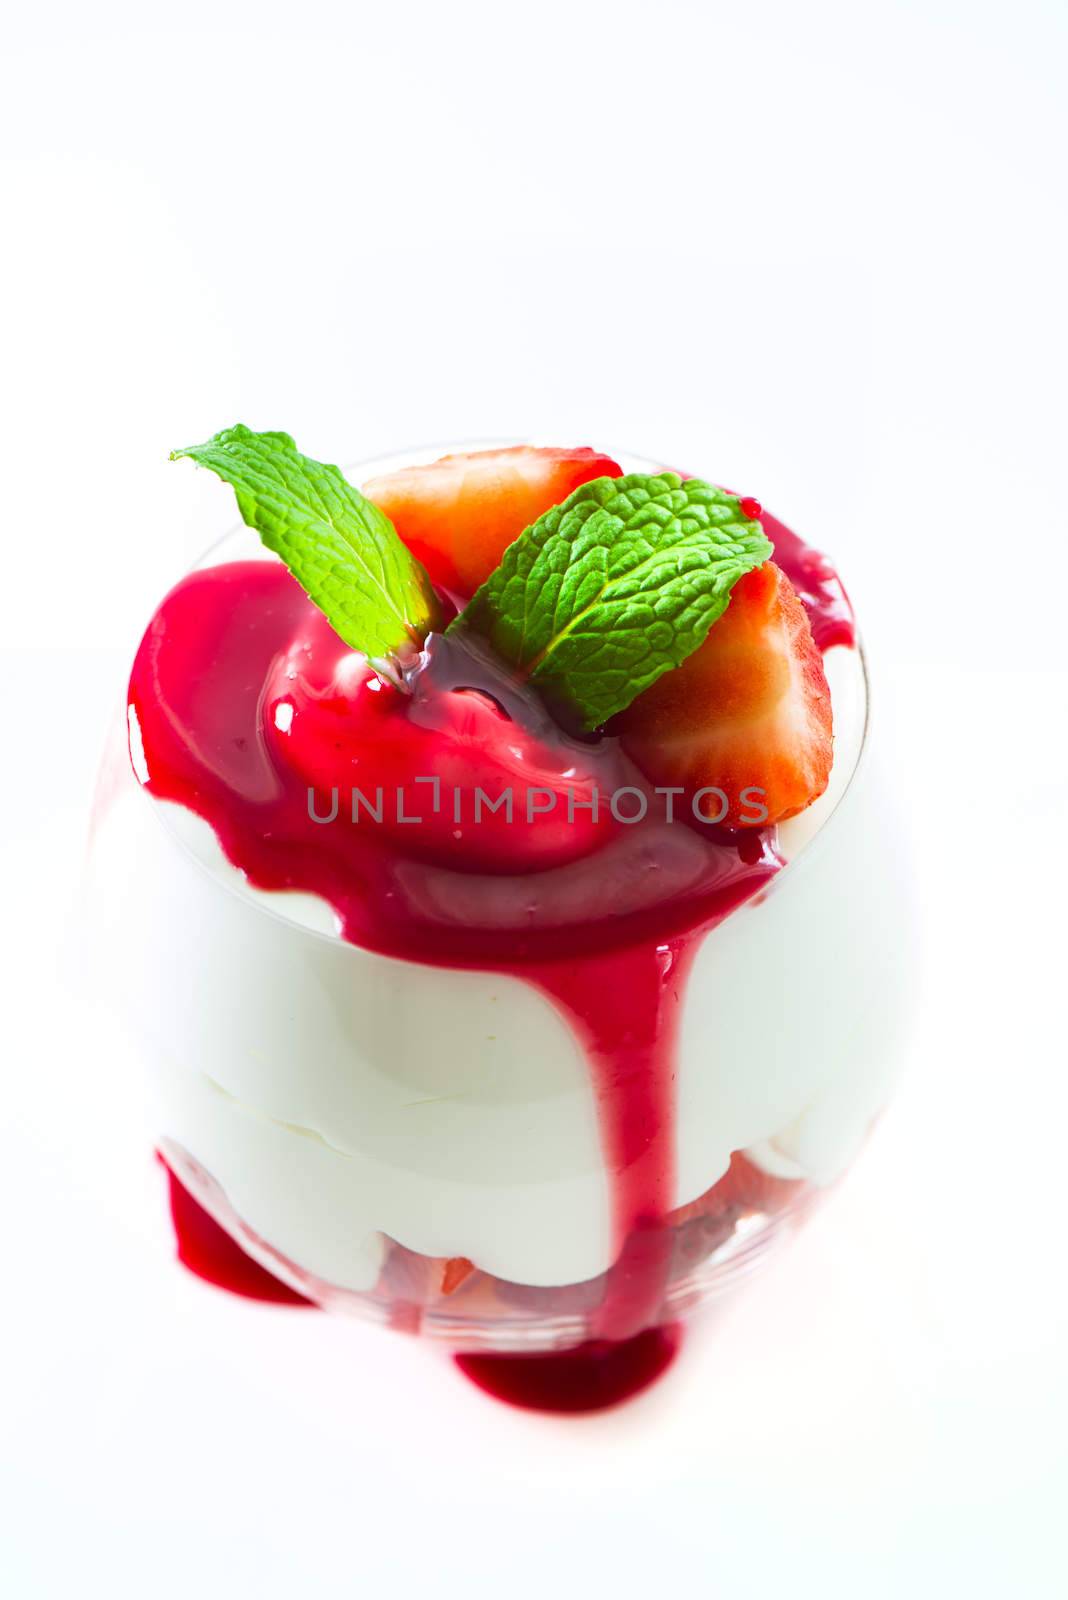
159;1153;312;1307
456;1325;682;1413
135;500;851;1408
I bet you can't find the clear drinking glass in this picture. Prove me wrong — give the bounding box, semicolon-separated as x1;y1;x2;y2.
85;445;910;1366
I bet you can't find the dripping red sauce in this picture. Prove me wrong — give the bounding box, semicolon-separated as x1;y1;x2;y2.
158;1152;312;1307
134;496;853;1411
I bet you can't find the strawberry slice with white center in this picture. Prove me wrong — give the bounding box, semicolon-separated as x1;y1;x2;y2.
364;445;621;598
615;561;833;827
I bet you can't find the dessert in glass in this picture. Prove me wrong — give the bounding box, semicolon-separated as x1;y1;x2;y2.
87;431;907;1411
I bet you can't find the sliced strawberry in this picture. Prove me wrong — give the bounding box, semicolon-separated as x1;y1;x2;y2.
701;1152;806;1219
669;1153;808;1274
671;1153;802;1231
615;562;833;827
364;445;621;598
439;1256;476;1296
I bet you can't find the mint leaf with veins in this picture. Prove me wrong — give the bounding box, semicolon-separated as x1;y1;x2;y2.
450;473;772;729
171;425;442;674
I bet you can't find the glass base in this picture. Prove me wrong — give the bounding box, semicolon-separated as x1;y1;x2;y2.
160;1141;818;1354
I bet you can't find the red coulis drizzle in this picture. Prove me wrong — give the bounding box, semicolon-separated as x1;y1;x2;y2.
136;501;852;1412
158;1153;312;1307
760;507;855;652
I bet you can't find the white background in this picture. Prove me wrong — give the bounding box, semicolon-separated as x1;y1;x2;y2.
2;1;1066;1595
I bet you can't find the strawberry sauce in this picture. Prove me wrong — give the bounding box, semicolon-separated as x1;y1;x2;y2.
762;508;855;652
455;1325;682;1414
159;1153;312;1307
132;501;851;1412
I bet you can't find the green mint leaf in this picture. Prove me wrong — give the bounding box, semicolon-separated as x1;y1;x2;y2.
450;473;772;729
171;425;442;668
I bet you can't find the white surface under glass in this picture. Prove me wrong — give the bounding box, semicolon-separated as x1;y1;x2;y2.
3;2;1067;1595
